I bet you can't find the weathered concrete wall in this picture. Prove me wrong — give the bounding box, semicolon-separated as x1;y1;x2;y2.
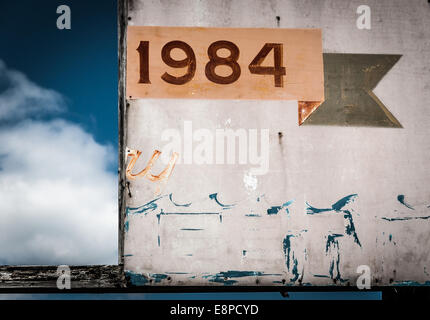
123;0;430;287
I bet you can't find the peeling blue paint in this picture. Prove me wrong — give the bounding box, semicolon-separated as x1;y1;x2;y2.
209;193;235;209
282;234;294;270
301;282;313;286
267;199;294;215
332;194;357;211
122;194;411;287
328;253;346;282
157;235;160;247
151;273;169;283
169;193;191;207
290;253;299;282
307;195;361;248
329;259;336;279
165;272;189;274
126;272;169;285
397;194;414;210
282;230;307;279
127;196;163;215
325;234;343;253
306;205;332;214
282;200;294;214
125;271;149;286
245;213;261;217
325;234;348;283
326;235;339;280
127;194;229;224
205;271;260;278
267;206;282;215
382;216;430;221
208;278;238;285
344;211;361;247
159;211;220;216
203;271;281;286
307;194;357;215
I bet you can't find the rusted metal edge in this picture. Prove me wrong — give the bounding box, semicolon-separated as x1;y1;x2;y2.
118;0;128;267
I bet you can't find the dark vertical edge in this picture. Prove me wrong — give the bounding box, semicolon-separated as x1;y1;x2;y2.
117;0;128;268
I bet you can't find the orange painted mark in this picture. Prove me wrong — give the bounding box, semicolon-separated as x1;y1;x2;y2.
126;148;179;184
147;152;179;182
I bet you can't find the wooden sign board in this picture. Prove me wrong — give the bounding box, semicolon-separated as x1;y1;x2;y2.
126;26;324;124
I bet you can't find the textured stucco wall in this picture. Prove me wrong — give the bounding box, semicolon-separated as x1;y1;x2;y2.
123;0;430;287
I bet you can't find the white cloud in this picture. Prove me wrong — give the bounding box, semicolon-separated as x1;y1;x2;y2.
0;60;65;121
0;120;118;265
0;61;117;265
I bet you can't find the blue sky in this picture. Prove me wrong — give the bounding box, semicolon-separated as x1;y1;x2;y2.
0;0;118;266
0;0;117;147
0;0;379;300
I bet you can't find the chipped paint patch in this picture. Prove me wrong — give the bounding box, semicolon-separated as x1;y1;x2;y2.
209;193;235;208
267;206;282;215
267;199;294;215
169;193;191;207
382;216;430;221
243;171;258;192
307;195;361;247
127;196;163;215
203;270;282;286
126;271;172;286
397;194;414;210
125;271;149;286
125;192;429;286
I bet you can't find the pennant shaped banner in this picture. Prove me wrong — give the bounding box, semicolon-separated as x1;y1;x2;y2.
126;26;324;124
304;53;402;127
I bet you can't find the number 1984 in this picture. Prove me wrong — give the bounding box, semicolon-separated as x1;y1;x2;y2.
137;40;286;87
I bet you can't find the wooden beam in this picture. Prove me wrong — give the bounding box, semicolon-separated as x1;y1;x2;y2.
0;265;126;292
117;0;128;266
0;266;426;296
